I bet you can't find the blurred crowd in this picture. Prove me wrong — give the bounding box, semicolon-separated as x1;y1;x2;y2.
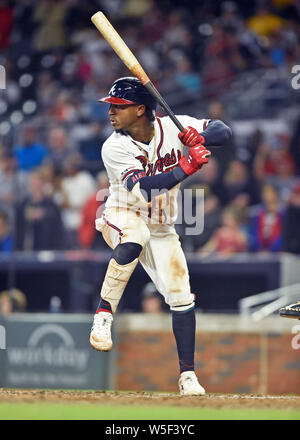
0;0;300;256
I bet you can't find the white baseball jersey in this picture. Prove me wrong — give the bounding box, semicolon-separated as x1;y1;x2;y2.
101;115;209;225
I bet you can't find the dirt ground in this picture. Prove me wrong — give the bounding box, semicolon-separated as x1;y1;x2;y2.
0;389;299;410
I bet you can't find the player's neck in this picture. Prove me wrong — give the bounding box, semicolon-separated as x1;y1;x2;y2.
126;120;154;144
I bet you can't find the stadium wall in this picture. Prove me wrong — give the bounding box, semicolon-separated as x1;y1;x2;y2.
115;314;300;395
0;313;298;394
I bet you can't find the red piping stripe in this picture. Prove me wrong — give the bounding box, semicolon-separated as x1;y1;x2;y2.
103;216;123;238
96;308;112;314
156;117;164;158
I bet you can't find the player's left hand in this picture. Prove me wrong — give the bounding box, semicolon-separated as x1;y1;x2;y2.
178;126;205;148
179;143;211;176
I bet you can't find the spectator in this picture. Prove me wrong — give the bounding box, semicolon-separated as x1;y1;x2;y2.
0;0;13;51
269;30;287;67
0;210;13;252
0;289;27;314
0;152;28;209
50;91;78;124
247;4;285;37
207;100;236;177
181;156;224;203
197;206;248;257
179;156;224;249
175;57;202;94
32;0;68;52
141;282;164;314
36;72;59;111
47;126;71;172
289;116;300;174
187;187;223;253
122;0;153;18
15;171;65;250
254;133;296;203
266;153;297;204
179;157;224;249
164;11;190;49
248;184;284;252
76;49;92;83
61;154;95;247
202;55;234;100
219;1;244;34
79;122;106;175
78;170;109;249
239;129;264;178
282;181;300;254
39;161;59;199
14;125;48;172
222;159;260;206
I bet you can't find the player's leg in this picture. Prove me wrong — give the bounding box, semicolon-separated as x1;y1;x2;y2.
90;208;150;351
139;226;205;395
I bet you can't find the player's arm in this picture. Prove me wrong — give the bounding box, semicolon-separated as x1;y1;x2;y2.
126;145;210;202
179;120;232;147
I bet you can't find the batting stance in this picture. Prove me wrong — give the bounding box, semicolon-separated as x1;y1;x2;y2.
90;77;232;395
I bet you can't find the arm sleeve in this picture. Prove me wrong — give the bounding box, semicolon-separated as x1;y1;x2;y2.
199;119;232;146
126;167;188;202
102;140;188;202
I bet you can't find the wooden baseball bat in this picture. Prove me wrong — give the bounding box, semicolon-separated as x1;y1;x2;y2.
91;11;184;132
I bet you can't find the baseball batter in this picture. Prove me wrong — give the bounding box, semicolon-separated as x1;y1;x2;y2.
90;77;232;395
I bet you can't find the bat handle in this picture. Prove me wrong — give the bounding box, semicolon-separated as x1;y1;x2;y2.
144;81;185;132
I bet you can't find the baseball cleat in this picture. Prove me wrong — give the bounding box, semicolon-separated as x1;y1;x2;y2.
178;371;206;396
90;312;113;351
279;302;300;320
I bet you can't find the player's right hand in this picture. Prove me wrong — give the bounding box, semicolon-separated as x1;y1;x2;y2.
179;143;211;176
178;126;205;148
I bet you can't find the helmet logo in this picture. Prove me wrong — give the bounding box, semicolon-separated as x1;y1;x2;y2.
109;84;118;95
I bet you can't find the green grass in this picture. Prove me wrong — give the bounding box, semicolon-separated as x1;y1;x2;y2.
0;402;299;420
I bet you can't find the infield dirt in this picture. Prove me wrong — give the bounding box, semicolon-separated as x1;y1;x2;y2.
0;389;299;410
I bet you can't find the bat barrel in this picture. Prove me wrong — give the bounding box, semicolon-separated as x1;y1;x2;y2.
91;11;184;133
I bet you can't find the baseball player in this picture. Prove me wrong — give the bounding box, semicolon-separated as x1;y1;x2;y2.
90;77;232;395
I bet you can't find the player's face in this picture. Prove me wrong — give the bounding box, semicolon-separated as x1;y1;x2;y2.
108;104;144;131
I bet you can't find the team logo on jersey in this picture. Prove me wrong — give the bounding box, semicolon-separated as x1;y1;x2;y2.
136;148;181;176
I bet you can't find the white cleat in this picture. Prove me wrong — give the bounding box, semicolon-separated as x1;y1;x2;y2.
178;371;206;396
90;312;113;352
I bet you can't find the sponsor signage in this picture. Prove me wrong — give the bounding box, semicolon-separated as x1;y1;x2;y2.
0;314;113;389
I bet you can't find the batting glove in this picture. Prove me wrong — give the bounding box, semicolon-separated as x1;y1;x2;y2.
178;126;205;148
179;144;211;176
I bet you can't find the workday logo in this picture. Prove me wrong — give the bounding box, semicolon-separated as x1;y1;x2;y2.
0;325;5;349
7;324;89;370
0;65;5;90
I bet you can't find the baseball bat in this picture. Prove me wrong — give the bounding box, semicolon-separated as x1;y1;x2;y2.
91;11;185;132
